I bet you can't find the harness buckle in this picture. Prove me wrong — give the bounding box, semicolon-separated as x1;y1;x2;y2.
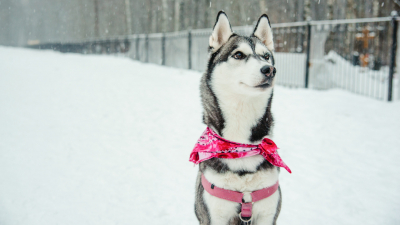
240;202;253;224
239;212;252;224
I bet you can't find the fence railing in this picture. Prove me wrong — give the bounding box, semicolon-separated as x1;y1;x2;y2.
29;16;399;101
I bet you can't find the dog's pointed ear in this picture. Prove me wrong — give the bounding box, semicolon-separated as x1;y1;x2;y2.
252;14;274;51
209;11;233;51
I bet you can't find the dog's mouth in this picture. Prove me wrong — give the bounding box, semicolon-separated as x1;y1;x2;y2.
255;75;276;89
240;79;273;89
255;82;271;89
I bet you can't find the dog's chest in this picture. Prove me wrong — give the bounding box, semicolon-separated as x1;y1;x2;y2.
203;156;279;200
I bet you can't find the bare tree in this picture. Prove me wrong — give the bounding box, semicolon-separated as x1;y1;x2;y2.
94;0;100;37
173;0;181;31
125;0;132;34
1;0;398;47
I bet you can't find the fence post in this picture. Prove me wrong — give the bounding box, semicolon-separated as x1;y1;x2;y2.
188;30;192;70
304;21;312;88
145;34;149;63
135;35;140;61
388;12;398;102
162;33;166;66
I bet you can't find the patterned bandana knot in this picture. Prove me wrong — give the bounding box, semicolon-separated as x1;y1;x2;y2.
189;127;291;173
259;138;278;154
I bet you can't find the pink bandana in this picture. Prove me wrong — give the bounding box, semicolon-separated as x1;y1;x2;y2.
189;127;291;173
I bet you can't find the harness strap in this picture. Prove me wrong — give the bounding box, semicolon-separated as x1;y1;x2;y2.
251;181;280;202
201;174;243;203
201;174;279;218
241;202;253;218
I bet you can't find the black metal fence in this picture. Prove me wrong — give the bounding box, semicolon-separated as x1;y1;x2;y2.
29;15;399;101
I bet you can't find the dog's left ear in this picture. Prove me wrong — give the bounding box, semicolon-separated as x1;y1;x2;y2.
252;14;274;51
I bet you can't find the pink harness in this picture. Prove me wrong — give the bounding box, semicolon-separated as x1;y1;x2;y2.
201;174;279;222
189;128;290;222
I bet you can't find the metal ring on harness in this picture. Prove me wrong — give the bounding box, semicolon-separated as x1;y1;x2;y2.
239;212;252;223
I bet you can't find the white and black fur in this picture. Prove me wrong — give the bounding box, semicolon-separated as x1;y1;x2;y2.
194;12;281;225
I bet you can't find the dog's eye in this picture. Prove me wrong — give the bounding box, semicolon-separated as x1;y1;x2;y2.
233;51;245;60
263;53;270;60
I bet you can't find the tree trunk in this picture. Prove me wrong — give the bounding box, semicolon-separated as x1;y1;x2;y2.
125;0;132;34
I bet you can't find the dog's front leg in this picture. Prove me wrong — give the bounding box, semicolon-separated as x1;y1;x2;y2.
251;187;281;225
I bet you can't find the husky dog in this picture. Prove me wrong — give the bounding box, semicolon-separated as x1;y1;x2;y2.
194;12;281;225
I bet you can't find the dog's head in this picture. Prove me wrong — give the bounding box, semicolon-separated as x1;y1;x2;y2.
207;12;276;97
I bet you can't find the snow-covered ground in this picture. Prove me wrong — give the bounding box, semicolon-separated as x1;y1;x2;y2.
0;47;400;225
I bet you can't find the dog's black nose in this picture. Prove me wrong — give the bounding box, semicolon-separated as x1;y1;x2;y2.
260;66;276;76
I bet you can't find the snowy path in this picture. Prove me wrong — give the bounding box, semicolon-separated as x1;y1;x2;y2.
0;47;399;225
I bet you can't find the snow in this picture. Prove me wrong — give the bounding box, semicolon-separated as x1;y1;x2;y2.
0;46;400;225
